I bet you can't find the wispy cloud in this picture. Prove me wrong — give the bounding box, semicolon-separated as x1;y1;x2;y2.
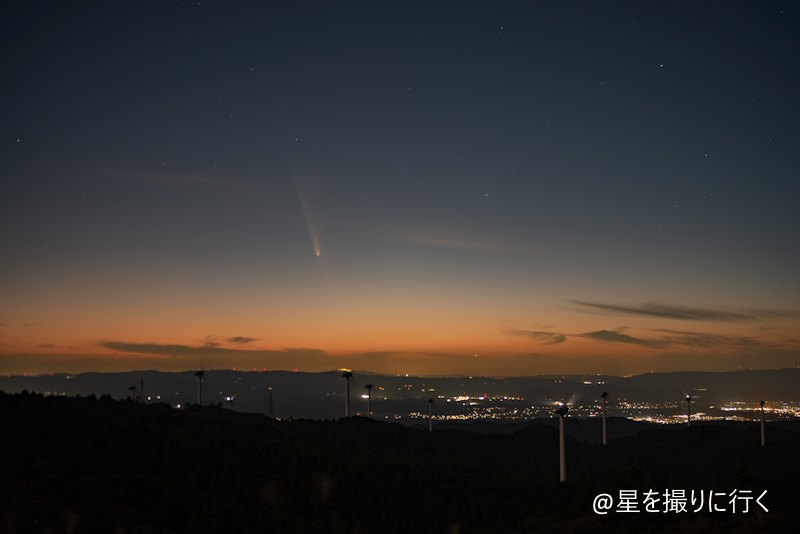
580;329;665;348
506;329;567;345
650;328;781;352
506;327;661;348
99;341;334;368
201;336;220;349
571;301;800;323
37;343;55;349
96;341;560;376
507;324;787;354
226;336;258;344
99;341;506;376
1;336;795;376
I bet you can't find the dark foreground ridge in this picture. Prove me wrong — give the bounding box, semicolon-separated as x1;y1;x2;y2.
2;392;798;533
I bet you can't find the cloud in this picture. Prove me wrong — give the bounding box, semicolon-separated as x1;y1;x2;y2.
576;328;781;353
2;335;797;376
571;301;800;323
99;341;335;369
96;341;570;377
103;341;213;356
650;329;781;352
37;343;55;349
506;329;567;345
226;336;258;344
507;326;664;347
580;329;665;348
507;322;789;356
201;336;220;348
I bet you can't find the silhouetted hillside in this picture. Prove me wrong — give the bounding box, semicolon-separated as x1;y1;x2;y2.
1;392;797;533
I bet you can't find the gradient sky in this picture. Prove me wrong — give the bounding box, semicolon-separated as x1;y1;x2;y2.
1;1;799;376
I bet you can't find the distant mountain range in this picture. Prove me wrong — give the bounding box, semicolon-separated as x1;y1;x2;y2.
2;368;798;421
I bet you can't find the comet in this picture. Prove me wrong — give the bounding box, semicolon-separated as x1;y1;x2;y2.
298;189;320;257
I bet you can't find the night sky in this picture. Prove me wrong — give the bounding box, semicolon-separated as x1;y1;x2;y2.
1;1;798;376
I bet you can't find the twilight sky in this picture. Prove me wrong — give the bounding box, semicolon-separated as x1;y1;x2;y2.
1;1;799;376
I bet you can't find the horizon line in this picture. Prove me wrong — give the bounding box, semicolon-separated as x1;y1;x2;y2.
4;366;799;380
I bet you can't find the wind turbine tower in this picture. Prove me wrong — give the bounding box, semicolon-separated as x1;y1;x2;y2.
365;384;373;417
128;385;137;400
556;404;569;482
427;398;434;432
268;386;274;418
601;391;608;446
140;378;144;403
760;400;765;447
341;371;352;417
194;370;205;406
685;394;692;427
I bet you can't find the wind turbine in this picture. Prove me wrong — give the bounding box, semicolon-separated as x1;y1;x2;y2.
140;378;144;403
194;370;205;406
225;394;235;410
365;384;373;417
268;386;274;418
427;398;434;432
760;400;765;447
556;404;569;482
341;371;352;417
685;394;692;427
128;385;137;400
601;391;608;446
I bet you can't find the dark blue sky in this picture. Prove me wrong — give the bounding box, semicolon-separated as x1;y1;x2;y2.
1;1;798;375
